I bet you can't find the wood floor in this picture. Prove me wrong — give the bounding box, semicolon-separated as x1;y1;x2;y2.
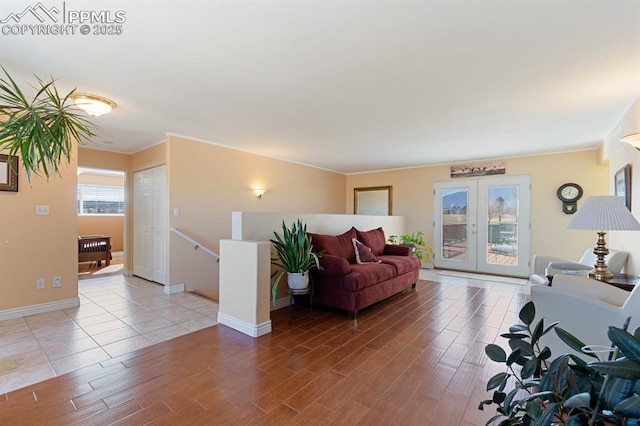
0;280;527;425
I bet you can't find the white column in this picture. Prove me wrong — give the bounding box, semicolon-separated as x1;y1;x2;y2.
218;239;271;337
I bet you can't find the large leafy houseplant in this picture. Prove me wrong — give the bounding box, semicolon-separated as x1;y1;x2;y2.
387;231;429;261
480;301;640;425
0;66;95;182
269;220;322;305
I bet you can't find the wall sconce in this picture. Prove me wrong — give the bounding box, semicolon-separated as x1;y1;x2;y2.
619;132;640;150
251;188;267;200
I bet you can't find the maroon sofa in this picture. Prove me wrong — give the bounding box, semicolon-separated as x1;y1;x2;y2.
307;227;421;319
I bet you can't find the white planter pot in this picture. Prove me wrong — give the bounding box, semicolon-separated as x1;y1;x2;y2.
287;272;310;295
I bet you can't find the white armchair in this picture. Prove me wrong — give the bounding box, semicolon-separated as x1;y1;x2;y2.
531;274;640;360
529;248;628;285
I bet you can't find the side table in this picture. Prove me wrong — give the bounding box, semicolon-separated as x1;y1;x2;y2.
546;268;638;292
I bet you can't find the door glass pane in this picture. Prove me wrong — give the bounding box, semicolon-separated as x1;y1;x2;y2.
441;188;468;261
486;185;518;265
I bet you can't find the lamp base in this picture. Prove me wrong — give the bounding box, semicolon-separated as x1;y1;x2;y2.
588;269;613;282
589;231;613;282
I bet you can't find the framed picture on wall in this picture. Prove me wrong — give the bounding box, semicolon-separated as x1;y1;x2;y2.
0;154;19;192
615;163;632;211
354;186;393;215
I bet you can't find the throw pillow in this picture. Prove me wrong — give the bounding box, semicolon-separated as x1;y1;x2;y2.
352;238;381;264
355;227;386;256
308;227;357;263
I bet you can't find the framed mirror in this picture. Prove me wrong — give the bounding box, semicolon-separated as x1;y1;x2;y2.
354;186;392;215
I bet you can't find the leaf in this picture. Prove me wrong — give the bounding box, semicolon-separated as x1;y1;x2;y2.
533;403;558;426
542;321;559;336
509;324;528;333
485;344;507;363
608;326;640;363
531;319;544;346
486;372;509;391
614;393;640;417
500;333;529;340
521;357;539;379
564;415;586;426
509;339;534;357
525;399;541;419
506;348;522;366
589;358;640;379
492;390;506;404
538;346;552;361
519;301;536;325
563;392;590;409
555;327;597;358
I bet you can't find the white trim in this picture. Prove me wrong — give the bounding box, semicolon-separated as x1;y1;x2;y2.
124;269;133;276
163;284;185;295
217;312;272;337
112;251;124;257
0;298;80;321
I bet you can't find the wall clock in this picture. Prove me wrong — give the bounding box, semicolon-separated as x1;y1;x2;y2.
557;183;583;214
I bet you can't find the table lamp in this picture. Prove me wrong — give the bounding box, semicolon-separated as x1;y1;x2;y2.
567;195;640;281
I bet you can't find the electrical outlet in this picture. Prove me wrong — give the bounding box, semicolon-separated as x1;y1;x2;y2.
36;279;45;290
53;276;62;288
35;205;50;216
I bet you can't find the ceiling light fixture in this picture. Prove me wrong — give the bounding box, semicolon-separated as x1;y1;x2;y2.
70;93;116;117
619;132;640;150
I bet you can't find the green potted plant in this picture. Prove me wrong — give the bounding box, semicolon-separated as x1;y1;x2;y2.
0;66;95;182
269;220;322;305
480;301;640;425
388;231;433;268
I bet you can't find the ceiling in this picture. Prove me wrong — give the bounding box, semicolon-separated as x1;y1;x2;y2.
1;0;639;174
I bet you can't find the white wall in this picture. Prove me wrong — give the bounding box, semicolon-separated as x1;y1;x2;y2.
232;212;407;241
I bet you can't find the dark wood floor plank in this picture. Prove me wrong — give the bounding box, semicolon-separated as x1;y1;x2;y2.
0;279;527;426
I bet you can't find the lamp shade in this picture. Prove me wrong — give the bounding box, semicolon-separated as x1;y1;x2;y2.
567;196;640;231
619;132;640;150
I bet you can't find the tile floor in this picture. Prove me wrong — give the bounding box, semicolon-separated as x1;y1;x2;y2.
0;274;219;395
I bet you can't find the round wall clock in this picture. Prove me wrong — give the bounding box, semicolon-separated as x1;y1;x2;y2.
557;183;583;214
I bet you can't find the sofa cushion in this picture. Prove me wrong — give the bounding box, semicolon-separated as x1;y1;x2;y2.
355;227;386;256
352;239;381;264
344;263;397;291
380;255;421;275
309;227;357;263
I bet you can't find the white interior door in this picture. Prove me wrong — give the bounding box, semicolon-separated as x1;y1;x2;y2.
133;165;167;284
434;176;531;277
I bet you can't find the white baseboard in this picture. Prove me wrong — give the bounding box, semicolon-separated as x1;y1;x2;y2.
124;269;133;276
217;312;272;337
0;298;80;321
163;284;185;295
112;251;124;257
270;296;291;311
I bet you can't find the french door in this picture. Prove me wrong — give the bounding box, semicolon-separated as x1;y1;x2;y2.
433;176;531;277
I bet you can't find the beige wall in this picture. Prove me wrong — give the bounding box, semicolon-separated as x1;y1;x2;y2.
346;149;608;268
166;134;346;299
0;146;78;312
77;216;124;252
607;98;640;274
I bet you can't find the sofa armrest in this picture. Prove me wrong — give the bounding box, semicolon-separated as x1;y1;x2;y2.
383;244;412;256
551;275;629;307
547;261;592;271
532;255;564;275
317;254;351;276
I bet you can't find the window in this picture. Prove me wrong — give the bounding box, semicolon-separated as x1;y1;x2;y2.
77;185;124;215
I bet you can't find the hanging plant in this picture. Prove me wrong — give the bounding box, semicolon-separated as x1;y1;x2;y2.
0;66;95;182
